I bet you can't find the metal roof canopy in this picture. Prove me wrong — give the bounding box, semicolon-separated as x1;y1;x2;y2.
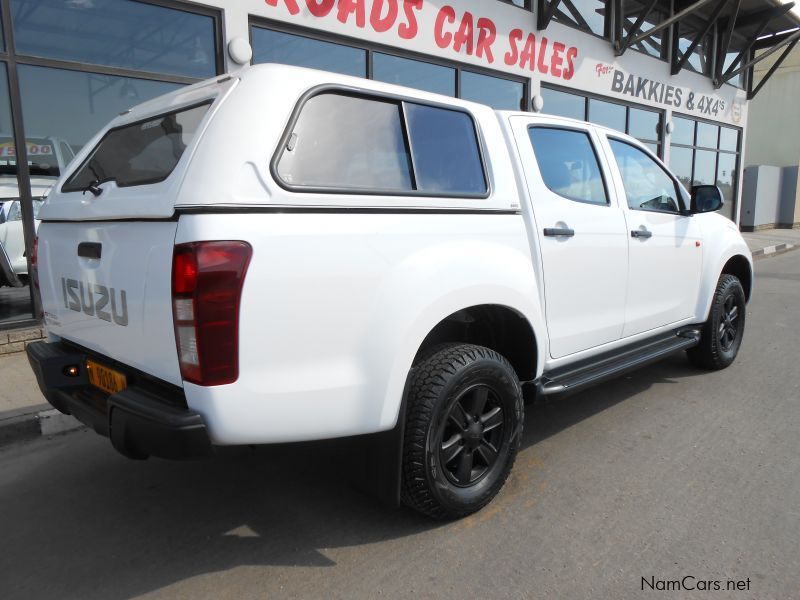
537;0;800;99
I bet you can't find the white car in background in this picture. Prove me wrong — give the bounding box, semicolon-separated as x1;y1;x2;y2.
0;136;74;286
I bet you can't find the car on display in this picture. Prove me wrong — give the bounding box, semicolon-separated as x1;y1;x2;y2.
0;136;73;287
26;64;752;519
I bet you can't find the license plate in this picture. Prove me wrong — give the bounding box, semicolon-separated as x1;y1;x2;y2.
86;359;127;395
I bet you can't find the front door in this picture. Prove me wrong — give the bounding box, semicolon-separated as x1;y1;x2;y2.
513;119;629;359
604;137;704;338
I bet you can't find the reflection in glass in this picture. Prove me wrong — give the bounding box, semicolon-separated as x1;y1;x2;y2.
696;122;718;149
461;71;523;110
0;63;35;324
529;128;608;205
678;21;712;75
671;117;694;146
716;153;737;220
693;149;716;186
373;53;455;96
628;108;660;142
669;146;694;190
405;104;486;195
11;0;216;78
554;0;606;37
610;139;679;213
251;27;366;77
18;65;182;156
719;127;739;152
541;88;585;120
589;99;626;133
278;94;413;191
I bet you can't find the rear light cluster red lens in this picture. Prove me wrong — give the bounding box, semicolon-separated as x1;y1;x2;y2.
172;241;252;386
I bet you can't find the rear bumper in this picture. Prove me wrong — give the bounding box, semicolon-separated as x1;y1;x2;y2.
26;341;213;460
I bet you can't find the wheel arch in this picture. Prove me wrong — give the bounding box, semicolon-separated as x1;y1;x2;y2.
721;254;752;303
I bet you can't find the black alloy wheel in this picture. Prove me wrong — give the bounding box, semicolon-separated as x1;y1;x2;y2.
687;274;746;370
401;344;523;519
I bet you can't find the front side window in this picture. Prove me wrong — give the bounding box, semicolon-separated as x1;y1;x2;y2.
63;102;210;192
276;92;487;196
609;139;681;213
528;127;607;205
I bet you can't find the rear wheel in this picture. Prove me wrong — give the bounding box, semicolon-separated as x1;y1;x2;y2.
687;274;746;370
401;344;523;519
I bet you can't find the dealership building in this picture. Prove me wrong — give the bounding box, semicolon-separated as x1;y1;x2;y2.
0;0;798;328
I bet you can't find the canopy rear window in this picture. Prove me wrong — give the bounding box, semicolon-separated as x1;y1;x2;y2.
62;102;210;193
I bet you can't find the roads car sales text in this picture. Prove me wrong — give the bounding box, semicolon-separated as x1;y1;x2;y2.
264;0;579;80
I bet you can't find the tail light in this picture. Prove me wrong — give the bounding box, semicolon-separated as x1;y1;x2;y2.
172;241;252;386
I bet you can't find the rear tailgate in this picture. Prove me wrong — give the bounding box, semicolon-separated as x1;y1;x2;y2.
35;76;237;387
38;220;181;385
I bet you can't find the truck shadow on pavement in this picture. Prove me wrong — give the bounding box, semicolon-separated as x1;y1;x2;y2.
1;355;701;600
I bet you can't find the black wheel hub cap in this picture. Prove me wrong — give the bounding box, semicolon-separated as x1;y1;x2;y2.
718;295;740;351
438;384;505;487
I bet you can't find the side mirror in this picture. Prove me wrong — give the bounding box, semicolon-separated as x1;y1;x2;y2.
691;185;724;214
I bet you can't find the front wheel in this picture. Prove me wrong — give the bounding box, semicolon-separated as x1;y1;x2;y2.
401;344;523;519
687;274;746;370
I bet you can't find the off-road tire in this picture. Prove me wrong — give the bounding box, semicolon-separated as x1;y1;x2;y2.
401;344;523;519
687;274;746;370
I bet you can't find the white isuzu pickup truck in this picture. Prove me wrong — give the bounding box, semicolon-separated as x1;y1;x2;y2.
27;64;752;519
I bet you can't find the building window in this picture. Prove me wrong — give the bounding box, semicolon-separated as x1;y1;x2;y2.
669;115;741;221
498;0;530;8
541;86;663;156
372;53;455;96
250;27;366;78
553;0;608;38
250;21;527;112
10;0;218;79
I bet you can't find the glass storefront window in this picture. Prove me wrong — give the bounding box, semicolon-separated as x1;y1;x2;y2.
0;62;36;325
628;107;660;142
669;146;694;190
716;153;737;219
17;65;182;158
251;27;366;78
373;53;455;96
671;117;695;145
554;0;606;38
461;71;524;110
719;127;739;152
589;99;626;133
10;0;217;79
696;122;718;149
693;149;717;186
541;88;585;120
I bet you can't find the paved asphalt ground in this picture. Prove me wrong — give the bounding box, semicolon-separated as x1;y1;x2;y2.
1;251;799;600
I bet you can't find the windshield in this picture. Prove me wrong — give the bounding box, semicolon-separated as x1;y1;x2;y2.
62;102;210;193
0;138;62;177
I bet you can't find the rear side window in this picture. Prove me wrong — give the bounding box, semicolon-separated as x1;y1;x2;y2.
275;92;487;196
276;94;413;191
62;102;210;193
528;127;607;206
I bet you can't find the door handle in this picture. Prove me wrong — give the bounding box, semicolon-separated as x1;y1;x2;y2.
543;227;575;237
78;242;102;259
631;229;652;239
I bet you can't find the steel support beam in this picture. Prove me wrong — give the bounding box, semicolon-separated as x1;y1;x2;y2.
714;0;742;82
537;0;565;31
623;0;717;50
615;0;661;55
722;27;800;84
748;37;799;99
672;0;729;74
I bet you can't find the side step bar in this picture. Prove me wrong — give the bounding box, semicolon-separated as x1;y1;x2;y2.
535;328;701;400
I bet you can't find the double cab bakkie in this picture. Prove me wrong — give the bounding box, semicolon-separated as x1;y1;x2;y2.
27;64;752;519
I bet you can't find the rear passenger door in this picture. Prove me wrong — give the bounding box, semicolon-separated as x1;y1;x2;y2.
603;137;703;337
512;119;629;359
